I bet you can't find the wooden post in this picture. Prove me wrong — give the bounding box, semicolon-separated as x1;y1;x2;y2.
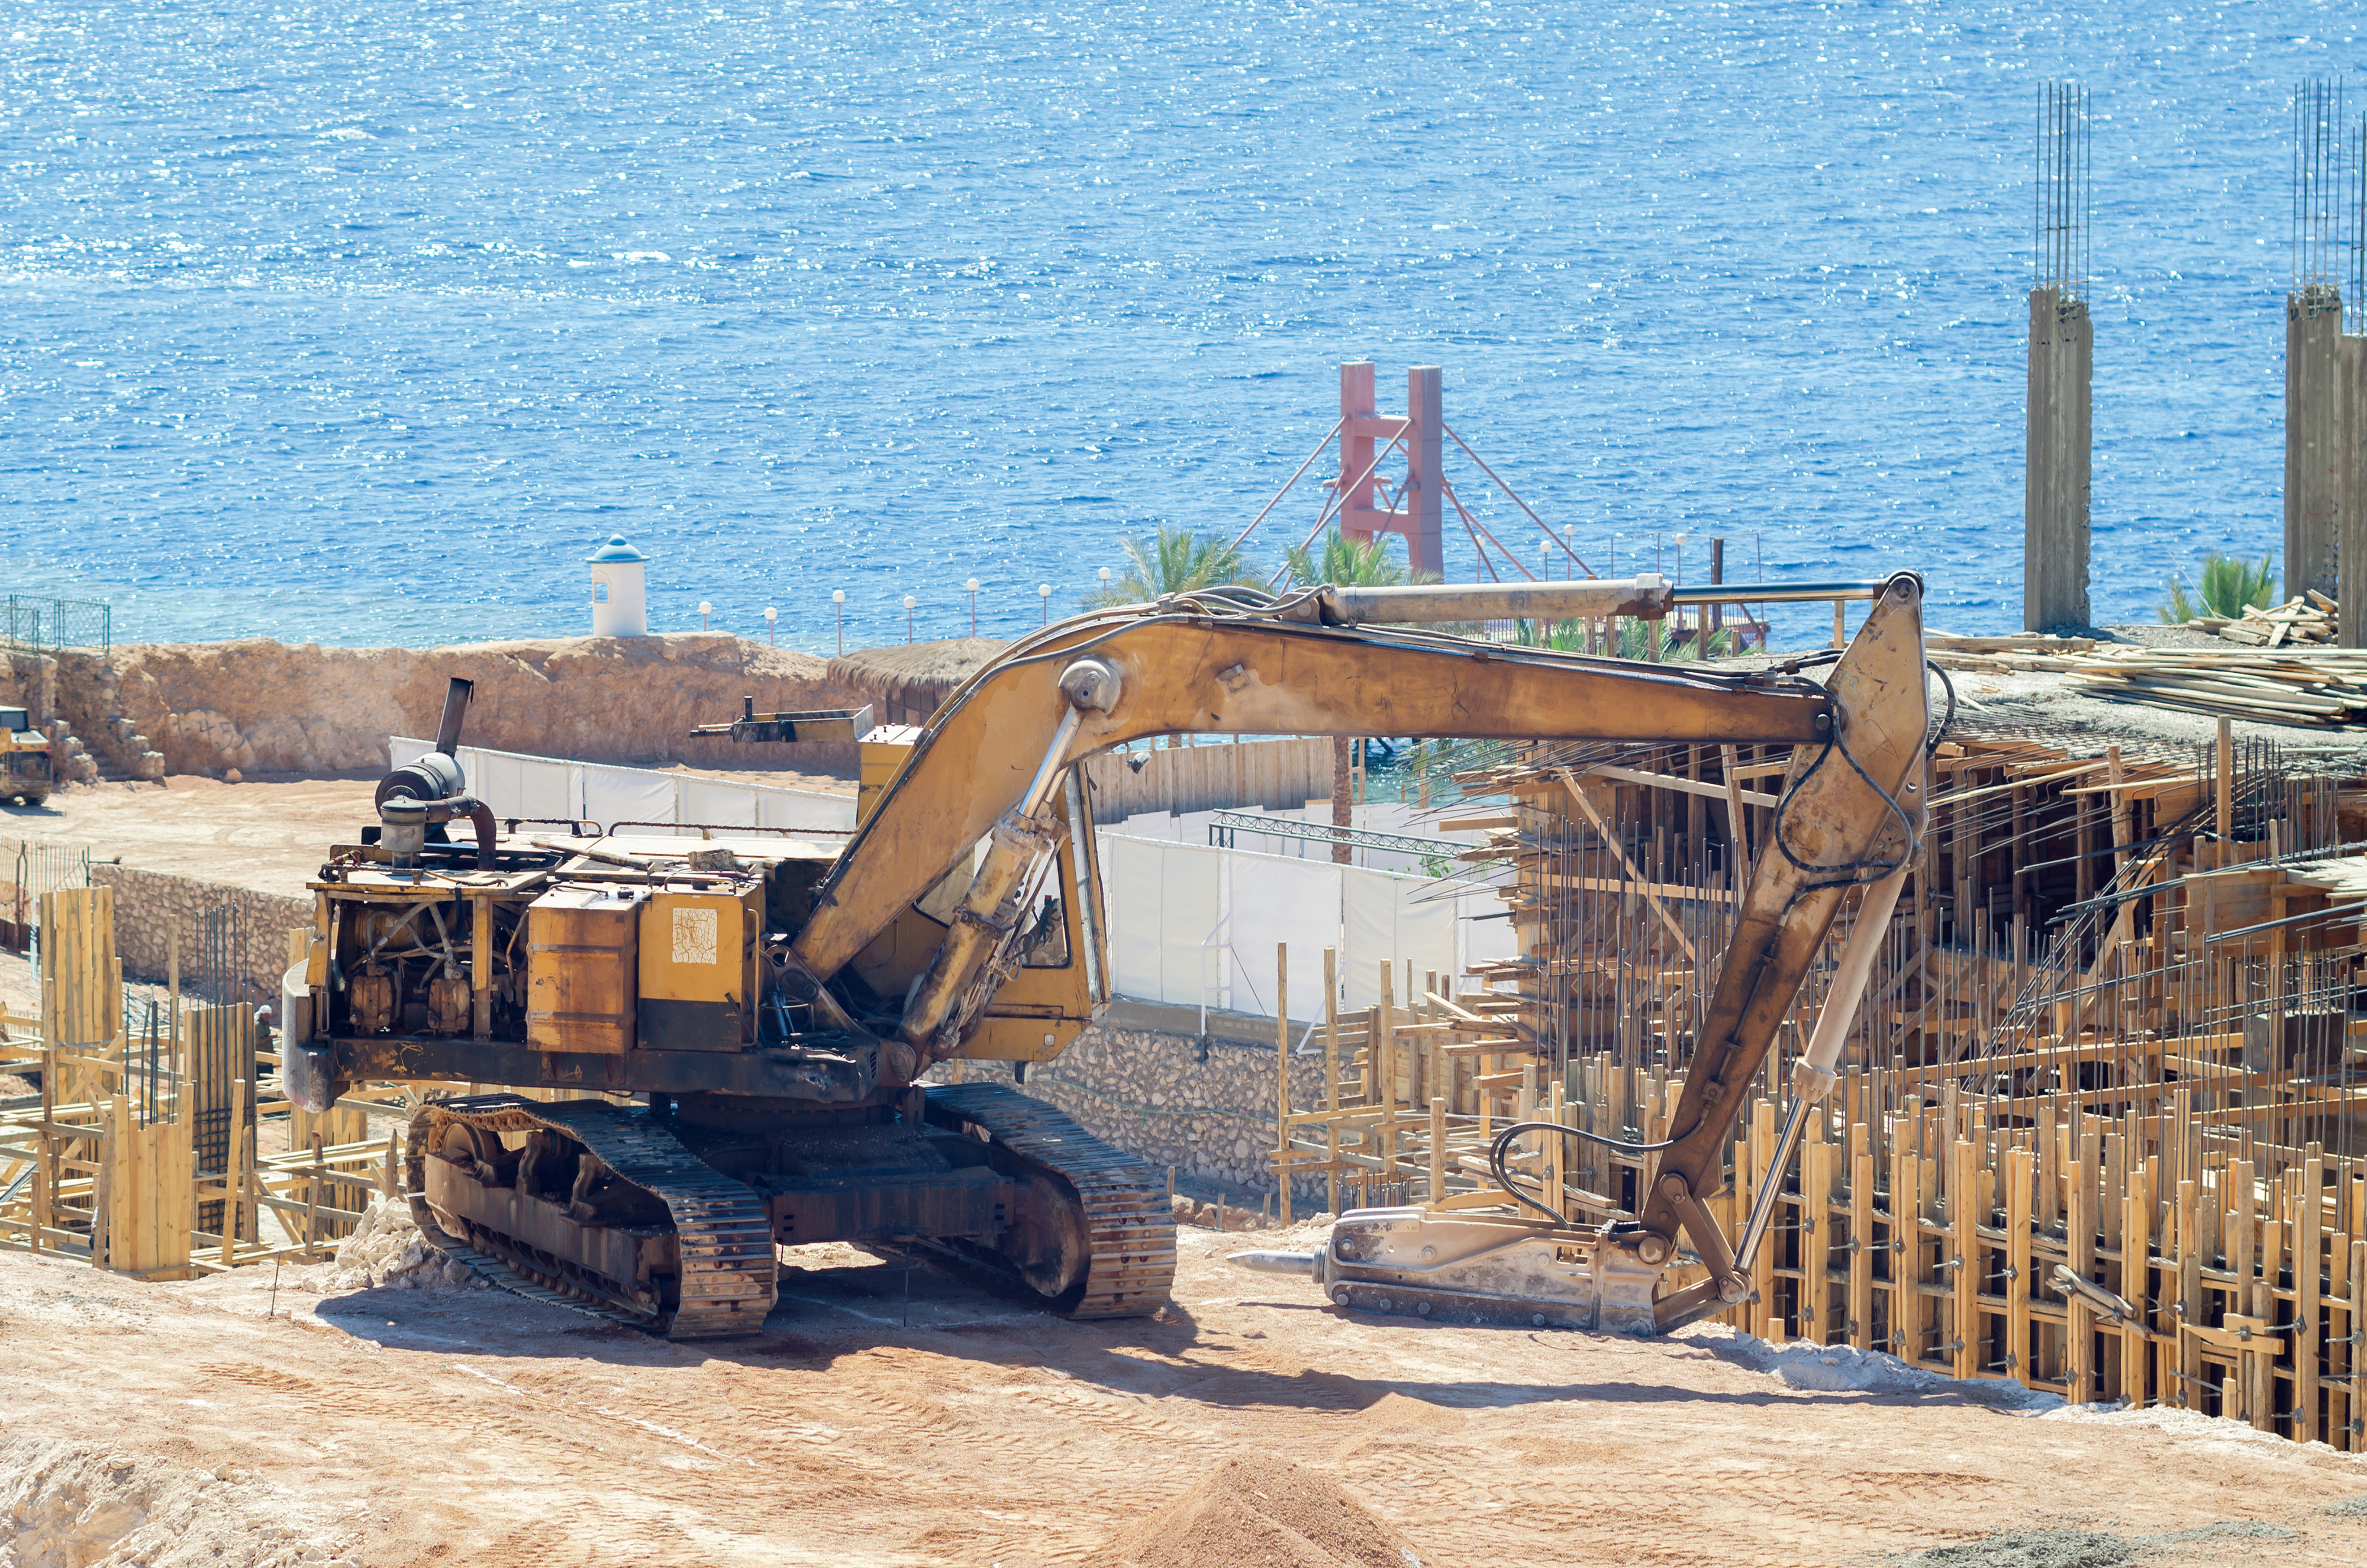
1323;947;1340;1217
1849;1130;1874;1350
1750;1097;1776;1338
2121;1154;2152;1407
1952;1137;1979;1380
1891;1124;1923;1361
1718;744;1751;899
303;1134;324;1258
2298;1146;2323;1442
2007;1146;2033;1382
2215;719;2233;843
1804;1125;1834;1346
1832;599;1846;650
2067;1133;2095;1404
1275;943;1291;1225
222;1079;249;1268
1428;1096;1446;1208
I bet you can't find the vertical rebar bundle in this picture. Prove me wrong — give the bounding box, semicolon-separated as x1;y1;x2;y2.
2035;82;2091;301
2294;79;2346;298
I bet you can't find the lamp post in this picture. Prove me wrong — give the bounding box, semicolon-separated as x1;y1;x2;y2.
831;589;845;655
1098;566;1112;600
965;578;979;637
904;594;917;644
698;600;711;632
1038;583;1051;626
763;605;777;647
1562;523;1576;579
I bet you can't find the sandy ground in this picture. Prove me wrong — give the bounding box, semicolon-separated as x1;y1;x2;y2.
2;1223;2362;1568
0;776;380;899
0;760;857;902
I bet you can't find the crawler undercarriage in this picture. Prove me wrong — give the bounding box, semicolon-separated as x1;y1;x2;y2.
404;1085;1175;1335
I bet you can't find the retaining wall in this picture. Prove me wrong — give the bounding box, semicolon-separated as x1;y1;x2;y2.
944;1005;1334;1209
90;864;310;1005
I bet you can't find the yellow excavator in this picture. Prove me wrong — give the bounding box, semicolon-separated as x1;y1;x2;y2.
285;571;1932;1338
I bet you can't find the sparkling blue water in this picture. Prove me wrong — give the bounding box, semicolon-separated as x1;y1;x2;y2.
0;1;2358;651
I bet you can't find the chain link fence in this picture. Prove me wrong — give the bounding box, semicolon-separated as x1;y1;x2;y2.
3;596;111;656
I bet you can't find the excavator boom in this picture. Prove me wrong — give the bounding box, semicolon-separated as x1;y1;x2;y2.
305;572;1929;1340
829;572;1931;1333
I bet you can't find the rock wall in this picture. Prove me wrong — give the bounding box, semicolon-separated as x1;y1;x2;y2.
947;1023;1335;1208
51;634;871;779
91;864;312;1006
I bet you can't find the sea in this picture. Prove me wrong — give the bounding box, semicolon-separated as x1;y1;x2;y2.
0;1;2359;653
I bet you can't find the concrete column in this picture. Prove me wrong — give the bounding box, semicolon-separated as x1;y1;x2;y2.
1405;365;1445;579
2340;335;2367;646
2023;286;2092;632
2288;285;2345;605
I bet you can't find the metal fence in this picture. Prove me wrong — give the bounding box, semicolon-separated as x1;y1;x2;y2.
2;596;111;656
2;840;89;952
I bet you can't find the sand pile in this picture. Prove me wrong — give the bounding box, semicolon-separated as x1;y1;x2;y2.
328;1198;487;1293
0;1437;364;1568
1101;1453;1427;1568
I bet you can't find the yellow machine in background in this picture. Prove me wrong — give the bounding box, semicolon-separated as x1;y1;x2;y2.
0;706;54;806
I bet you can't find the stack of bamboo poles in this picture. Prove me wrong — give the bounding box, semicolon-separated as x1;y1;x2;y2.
2060;645;2367;727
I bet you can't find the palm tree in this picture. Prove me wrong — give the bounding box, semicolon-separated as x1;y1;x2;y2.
1080;526;1262;608
1279;528;1439;589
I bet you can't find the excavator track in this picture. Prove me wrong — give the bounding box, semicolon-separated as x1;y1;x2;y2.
405;1093;776;1338
923;1082;1175;1318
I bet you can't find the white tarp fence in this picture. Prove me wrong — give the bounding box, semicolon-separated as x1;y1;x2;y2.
1096;834;1517;1021
389;738;856;835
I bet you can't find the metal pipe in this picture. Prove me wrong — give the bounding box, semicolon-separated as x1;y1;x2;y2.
1018;705;1085;818
433;677;475;757
1669;580;1885;605
895;701;1088;1070
1318;575;1672;625
1065;767;1105;1005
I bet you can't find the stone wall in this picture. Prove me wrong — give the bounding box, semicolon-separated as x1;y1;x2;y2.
90;864;311;1006
944;1014;1337;1209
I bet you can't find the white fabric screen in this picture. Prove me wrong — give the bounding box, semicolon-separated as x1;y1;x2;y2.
1224;856;1341;1022
391;739;856;837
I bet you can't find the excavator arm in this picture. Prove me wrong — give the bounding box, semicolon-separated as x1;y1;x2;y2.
784;573;1930;1331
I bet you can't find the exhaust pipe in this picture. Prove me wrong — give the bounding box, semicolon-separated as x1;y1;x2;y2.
434;677;475;756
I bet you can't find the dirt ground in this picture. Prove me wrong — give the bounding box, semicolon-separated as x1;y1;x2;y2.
0;761;857;900
2;1224;2362;1568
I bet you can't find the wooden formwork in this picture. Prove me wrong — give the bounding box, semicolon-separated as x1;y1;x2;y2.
1272;724;2367;1449
0;904;404;1277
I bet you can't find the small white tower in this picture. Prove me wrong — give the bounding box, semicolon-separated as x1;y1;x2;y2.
587;535;650;637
